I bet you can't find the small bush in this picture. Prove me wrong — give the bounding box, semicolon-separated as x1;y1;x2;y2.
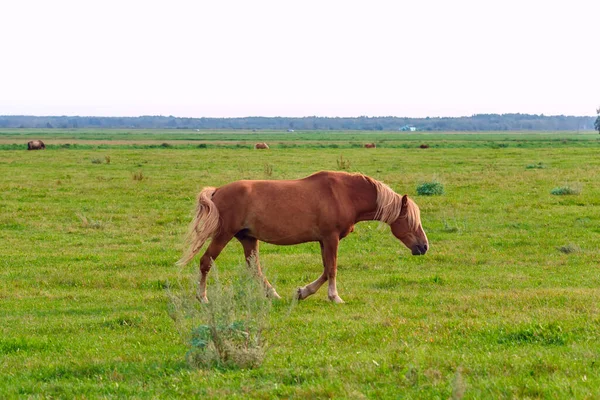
551;186;580;195
526;162;545;169
197;143;207;149
417;181;444;196
132;171;144;181
160;143;173;148
337;155;351;170
168;260;271;370
557;244;581;254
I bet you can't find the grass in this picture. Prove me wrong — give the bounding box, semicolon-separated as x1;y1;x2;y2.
2;128;600;150
1;130;600;398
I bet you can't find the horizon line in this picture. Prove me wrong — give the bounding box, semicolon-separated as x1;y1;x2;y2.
0;113;596;119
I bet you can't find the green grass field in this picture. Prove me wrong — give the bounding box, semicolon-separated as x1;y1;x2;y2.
1;130;599;398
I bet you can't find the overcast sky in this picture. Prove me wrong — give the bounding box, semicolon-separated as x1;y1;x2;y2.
1;0;598;118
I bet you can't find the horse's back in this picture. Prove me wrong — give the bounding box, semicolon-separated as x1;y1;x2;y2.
211;173;355;244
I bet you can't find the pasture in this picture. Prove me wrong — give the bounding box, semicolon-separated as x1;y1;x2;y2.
1;130;599;398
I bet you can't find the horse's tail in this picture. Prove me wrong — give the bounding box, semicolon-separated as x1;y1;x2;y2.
177;187;220;267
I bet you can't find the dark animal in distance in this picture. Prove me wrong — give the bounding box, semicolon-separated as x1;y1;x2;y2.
178;171;429;303
27;140;46;150
364;143;376;148
419;144;429;149
254;142;269;149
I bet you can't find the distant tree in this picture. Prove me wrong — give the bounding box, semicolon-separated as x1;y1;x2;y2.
595;107;600;134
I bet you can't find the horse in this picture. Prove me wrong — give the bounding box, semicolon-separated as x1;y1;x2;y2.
27;140;46;150
177;171;428;303
364;143;376;148
254;142;269;149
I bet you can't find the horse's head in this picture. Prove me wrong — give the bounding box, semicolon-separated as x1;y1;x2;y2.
390;195;429;255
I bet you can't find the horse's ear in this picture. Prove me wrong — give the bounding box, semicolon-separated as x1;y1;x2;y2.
399;195;409;217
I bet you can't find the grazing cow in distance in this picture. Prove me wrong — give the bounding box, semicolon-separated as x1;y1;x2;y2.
364;143;376;148
254;142;269;149
27;140;46;150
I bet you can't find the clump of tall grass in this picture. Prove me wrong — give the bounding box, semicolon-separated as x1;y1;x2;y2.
132;171;144;181
416;181;444;196
91;158;102;164
451;367;466;400
337;155;351;170
105;155;111;164
77;213;104;229
550;185;580;195
264;163;274;177
168;259;271;369
442;219;461;233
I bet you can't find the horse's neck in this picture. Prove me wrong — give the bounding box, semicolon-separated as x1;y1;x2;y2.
355;210;379;222
351;176;381;223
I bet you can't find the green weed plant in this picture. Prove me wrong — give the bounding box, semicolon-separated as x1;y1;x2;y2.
168;260;270;370
417;181;444;196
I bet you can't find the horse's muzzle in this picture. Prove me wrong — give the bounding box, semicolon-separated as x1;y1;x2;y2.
412;243;428;255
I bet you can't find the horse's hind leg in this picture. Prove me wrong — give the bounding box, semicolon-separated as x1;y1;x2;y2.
237;236;281;299
197;234;232;302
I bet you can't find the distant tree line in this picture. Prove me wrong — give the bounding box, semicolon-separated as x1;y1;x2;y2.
0;114;596;131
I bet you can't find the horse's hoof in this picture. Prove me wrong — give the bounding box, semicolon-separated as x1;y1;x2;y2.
196;294;209;303
296;287;305;300
329;295;345;304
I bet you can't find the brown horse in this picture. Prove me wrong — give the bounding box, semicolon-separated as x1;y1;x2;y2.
364;143;376;148
27;140;46;150
178;171;428;303
254;142;269;149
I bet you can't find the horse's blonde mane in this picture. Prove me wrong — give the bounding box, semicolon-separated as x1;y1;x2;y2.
363;175;420;230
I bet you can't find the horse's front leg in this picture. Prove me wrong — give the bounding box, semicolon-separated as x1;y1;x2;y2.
297;236;344;303
297;271;327;300
322;237;344;303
